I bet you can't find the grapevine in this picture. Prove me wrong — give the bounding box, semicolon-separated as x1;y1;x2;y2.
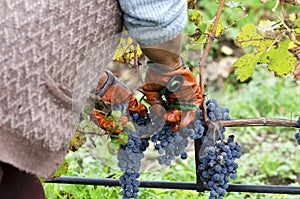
94;97;236;199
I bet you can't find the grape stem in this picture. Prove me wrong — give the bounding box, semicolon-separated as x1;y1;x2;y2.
219;116;299;128
199;0;225;123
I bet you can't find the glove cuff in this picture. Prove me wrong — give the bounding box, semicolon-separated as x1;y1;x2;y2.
146;57;186;74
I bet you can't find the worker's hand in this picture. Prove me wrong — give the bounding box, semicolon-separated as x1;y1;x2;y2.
142;61;203;132
90;70;147;133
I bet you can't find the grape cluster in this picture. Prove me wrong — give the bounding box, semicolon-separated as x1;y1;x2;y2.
206;99;230;141
151;125;189;165
198;135;242;199
115;98;238;198
149;109;206;165
119;172;140;199
117;133;149;199
206;99;230;122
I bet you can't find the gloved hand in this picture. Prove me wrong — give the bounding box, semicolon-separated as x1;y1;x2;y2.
140;32;204;132
142;62;203;132
90;70;147;133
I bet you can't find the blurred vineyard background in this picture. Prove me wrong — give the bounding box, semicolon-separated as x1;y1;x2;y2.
43;0;300;198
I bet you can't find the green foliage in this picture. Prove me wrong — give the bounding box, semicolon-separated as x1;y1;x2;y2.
261;40;297;76
233;20;298;81
224;68;300;119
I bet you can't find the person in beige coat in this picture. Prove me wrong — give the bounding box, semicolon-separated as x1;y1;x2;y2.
0;0;203;198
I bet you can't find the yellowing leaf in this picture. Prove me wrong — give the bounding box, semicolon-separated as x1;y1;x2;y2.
189;10;202;25
113;37;142;63
260;40;297;76
288;41;298;50
235;24;265;48
207;19;224;37
68;131;86;152
233;53;261;82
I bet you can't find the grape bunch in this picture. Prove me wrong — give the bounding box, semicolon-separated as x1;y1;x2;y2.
151;125;189;165
206;99;230;122
205;99;230;141
117;132;149;199
119;172;140;199
197;100;242;199
115;98;238;198
149;109;206;165
198;135;242;199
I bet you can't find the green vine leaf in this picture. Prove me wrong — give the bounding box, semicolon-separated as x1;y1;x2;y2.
234;20;297;81
260;40;297;76
118;131;129;145
233;53;261;81
236;24;266;49
108;138;121;155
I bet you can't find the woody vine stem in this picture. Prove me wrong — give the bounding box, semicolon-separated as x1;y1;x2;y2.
198;0;300;128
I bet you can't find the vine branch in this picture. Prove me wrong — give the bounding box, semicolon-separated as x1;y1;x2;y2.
219;116;299;128
279;0;288;19
199;0;225;123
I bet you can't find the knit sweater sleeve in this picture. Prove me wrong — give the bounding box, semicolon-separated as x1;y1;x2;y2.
118;0;187;45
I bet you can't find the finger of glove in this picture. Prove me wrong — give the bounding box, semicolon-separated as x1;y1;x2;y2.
165;109;181;132
170;122;180;132
180;110;197;128
142;68;166;105
90;110;120;133
128;96;148;116
165;109;182;123
165;110;197;131
102;84;132;105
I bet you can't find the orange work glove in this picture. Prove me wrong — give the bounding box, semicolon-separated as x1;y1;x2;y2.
91;70;147;133
142;61;203;132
